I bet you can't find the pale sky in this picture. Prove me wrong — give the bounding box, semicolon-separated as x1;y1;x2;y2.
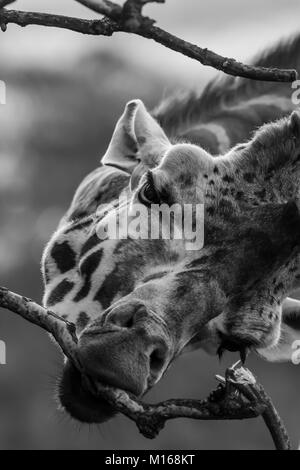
2;0;300;86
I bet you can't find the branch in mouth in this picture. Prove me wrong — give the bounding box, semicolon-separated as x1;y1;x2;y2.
0;286;292;450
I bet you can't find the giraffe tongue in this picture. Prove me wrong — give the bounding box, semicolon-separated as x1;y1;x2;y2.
239;348;249;364
217;339;249;364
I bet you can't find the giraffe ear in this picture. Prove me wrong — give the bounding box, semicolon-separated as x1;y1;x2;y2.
102;99;170;174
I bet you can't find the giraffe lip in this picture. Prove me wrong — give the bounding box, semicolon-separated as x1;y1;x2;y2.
58;361;118;423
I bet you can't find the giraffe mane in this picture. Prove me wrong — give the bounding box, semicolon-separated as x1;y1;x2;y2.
152;33;300;138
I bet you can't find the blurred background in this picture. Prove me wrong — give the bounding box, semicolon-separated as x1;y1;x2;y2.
0;0;300;450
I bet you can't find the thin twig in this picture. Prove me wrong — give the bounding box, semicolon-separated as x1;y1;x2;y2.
0;1;297;82
0;285;293;449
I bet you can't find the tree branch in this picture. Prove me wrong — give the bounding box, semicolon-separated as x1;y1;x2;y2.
227;368;292;451
0;287;81;369
0;286;292;449
0;0;16;8
0;9;116;35
0;1;297;82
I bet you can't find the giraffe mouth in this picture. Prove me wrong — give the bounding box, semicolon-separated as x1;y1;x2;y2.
216;332;259;363
58;361;118;423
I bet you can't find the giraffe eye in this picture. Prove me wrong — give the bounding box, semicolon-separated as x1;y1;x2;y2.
138;182;161;207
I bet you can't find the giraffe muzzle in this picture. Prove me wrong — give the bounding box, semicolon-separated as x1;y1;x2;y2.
58;301;171;423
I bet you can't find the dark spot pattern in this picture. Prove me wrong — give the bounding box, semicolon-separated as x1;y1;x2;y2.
80;233;100;257
73;249;104;302
47;279;74;306
137;136;146;145
218;199;234;213
221;188;229;196
206;206;215;216
76;312;90;330
51;242;76;274
179;173;194;186
222;174;234;184
94;265;135;310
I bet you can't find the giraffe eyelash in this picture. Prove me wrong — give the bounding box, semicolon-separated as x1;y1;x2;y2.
145;170;156;190
138;171;161;206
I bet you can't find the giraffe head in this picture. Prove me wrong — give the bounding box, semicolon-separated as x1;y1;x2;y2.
43;100;300;423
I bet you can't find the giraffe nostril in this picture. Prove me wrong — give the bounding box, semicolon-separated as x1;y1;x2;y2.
149;347;167;374
123;315;134;329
